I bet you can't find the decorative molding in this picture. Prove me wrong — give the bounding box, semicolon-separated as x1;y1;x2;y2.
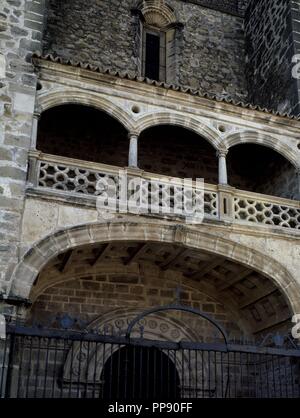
138;1;177;28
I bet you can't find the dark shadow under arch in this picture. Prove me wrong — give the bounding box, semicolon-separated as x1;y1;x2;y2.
101;345;181;400
37;104;129;166
138;125;218;182
227;143;298;200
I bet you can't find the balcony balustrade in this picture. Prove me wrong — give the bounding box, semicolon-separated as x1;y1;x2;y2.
27;151;300;231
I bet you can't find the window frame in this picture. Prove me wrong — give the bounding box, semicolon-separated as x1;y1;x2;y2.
142;25;167;82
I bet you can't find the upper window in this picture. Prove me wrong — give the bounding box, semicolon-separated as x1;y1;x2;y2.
144;29;165;81
133;1;181;83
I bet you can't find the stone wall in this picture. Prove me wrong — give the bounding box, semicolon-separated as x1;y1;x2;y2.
0;0;47;300
28;273;242;340
245;0;298;113
42;0;247;100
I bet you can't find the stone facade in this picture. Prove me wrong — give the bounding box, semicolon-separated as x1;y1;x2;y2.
0;0;299;355
42;0;247;100
0;0;47;301
245;0;298;113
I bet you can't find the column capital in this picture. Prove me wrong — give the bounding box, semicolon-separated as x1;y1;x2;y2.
33;110;41;120
128;132;139;139
216;149;228;158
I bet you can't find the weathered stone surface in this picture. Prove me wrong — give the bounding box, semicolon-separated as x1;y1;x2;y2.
245;0;298;113
0;0;47;294
42;0;247;101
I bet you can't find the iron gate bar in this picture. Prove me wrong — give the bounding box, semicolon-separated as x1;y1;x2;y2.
125;303;229;345
5;324;300;357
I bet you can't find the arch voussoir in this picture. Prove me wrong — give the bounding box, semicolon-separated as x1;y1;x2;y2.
8;222;300;316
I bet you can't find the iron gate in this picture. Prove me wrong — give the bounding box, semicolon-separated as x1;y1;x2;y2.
1;323;300;399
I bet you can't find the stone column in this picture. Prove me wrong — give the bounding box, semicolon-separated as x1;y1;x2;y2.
30;111;41;149
128;133;139;168
217;150;228;186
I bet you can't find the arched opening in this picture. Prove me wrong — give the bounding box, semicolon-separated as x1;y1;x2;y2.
26;238;293;341
36;104;129;166
227;144;298;200
138;125;218;182
101;345;180;400
7;223;300;399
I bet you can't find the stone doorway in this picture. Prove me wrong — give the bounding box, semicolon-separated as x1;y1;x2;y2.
101;345;181;399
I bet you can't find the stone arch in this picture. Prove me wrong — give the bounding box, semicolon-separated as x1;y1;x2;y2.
135;112;223;150
9;222;300;316
136;0;177;28
62;308;207;389
37;89;135;133
224;131;299;169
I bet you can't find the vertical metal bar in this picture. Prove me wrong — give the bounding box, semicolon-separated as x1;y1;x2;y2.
124;344;128;399
146;347;150;400
258;353;263;398
51;337;58;398
208;351;211;397
214;351;217;398
33;336;42;398
277;356;283;398
116;344;121;399
153;347;157;398
0;333;10;397
158;350;163;399
84;340;91;398
166;349;170;399
42;337;51;398
234;351;237;398
60;336;66;398
16;335;25;398
188;349;191;398
25;336;33;399
173;349;177;399
201;350;204;398
92;342;98;399
139;346;143;400
181;349;184;399
271;355;276;398
283;355;288;398
247;353;253;398
253;353;258;398
76;339;83;398
132;345;136;399
289;356;295;397
226;352;230;399
101;342;106;400
68;338;74;398
195;350;198;399
109;343;113;400
297;357;300;399
5;332;16;399
266;355;270;398
240;352;243;398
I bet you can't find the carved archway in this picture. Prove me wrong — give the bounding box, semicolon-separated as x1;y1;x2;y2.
224;131;299;169
135;112;223;150
62;308;211;392
9;221;300;317
37;89;135;133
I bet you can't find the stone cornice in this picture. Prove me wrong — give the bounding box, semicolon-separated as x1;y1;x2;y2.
33;56;300;134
